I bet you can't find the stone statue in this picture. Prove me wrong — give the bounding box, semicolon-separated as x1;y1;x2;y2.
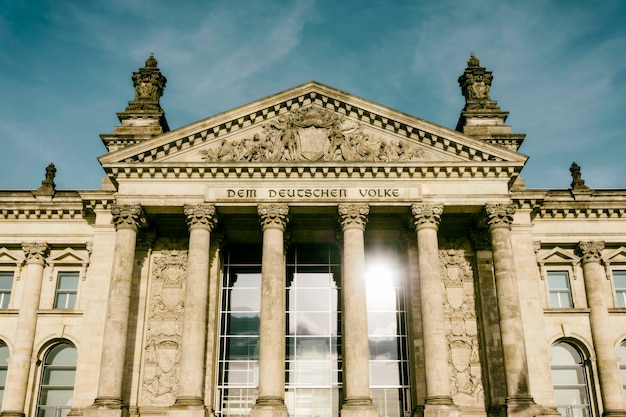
458;53;495;110
570;161;589;190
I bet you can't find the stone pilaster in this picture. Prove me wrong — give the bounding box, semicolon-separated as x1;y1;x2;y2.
169;205;218;417
411;204;459;417
578;241;626;417
337;204;377;417
0;243;49;417
251;204;289;417
485;204;538;417
87;204;146;417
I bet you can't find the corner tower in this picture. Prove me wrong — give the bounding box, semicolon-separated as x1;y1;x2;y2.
456;53;525;152
100;53;169;152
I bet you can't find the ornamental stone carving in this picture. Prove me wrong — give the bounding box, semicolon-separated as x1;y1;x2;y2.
439;241;484;407
199;106;424;163
22;242;49;264
129;53;167;111
184;204;218;230
258;204;289;231
111;204;147;230
411;204;443;230
141;249;187;405
338;204;369;230
578;241;605;264
484;204;515;229
458;53;496;111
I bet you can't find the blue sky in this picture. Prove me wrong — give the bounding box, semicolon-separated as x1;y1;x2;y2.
1;1;624;190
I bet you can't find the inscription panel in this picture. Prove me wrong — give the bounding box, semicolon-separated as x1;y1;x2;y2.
206;185;421;203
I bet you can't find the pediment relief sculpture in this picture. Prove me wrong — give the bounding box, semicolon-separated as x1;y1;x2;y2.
198;106;424;163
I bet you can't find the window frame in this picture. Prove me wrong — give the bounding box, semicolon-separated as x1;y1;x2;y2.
611;269;626;308
546;269;574;309
0;270;15;309
52;269;80;310
36;341;77;417
0;340;9;408
550;341;594;417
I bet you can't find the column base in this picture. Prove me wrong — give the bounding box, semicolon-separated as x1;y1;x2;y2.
423;403;460;417
250;396;288;417
603;411;626;417
0;412;26;417
341;397;378;417
84;399;127;417
503;396;542;417
168;396;207;417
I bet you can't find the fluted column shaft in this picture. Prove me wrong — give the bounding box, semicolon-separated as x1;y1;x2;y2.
0;243;48;417
579;241;626;415
251;204;289;417
93;204;145;407
485;204;533;405
172;205;218;408
338;204;377;417
411;204;453;405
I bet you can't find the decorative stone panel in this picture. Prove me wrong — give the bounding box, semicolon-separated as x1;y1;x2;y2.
439;240;484;407
140;246;188;405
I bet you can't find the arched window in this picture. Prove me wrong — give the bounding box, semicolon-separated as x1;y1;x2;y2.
619;342;626;402
37;342;77;417
550;342;592;417
0;341;9;408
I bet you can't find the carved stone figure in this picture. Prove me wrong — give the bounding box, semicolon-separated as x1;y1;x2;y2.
570;161;589;190
128;53;167;111
458;53;496;110
199;106;425;163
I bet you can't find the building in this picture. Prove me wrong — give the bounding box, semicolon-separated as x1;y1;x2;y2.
0;53;625;417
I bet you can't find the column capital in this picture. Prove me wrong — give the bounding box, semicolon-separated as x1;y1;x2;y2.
411;203;443;231
258;204;289;231
21;242;49;264
484;203;515;229
111;204;147;231
184;204;218;231
578;241;605;264
338;204;369;231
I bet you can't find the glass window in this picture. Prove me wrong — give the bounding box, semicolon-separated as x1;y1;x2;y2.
619;343;626;402
366;253;411;417
548;271;573;308
37;343;77;417
0;341;9;407
613;271;626;308
54;272;79;309
0;271;14;309
550;342;592;417
218;247;262;417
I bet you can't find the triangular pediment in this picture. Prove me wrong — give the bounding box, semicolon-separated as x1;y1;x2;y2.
537;247;580;264
48;248;88;265
99;81;527;182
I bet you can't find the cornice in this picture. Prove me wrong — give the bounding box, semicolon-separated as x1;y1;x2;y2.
0;190;115;221
513;189;626;219
102;161;522;181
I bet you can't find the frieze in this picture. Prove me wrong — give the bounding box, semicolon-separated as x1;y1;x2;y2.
198;106;425;163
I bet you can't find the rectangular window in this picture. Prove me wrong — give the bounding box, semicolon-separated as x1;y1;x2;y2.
0;272;13;309
54;272;79;309
548;271;573;308
614;270;626;308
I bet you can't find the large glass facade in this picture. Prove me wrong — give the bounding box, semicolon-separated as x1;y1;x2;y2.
217;242;409;417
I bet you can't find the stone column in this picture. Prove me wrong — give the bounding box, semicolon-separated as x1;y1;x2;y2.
0;243;48;417
411;204;459;417
89;204;146;415
169;205;218;417
485;204;537;413
337;204;377;417
578;241;626;416
251;204;289;417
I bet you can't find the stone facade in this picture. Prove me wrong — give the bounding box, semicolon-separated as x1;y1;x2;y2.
0;54;625;417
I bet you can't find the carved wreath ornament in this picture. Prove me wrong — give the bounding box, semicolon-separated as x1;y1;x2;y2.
199;106;425;163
